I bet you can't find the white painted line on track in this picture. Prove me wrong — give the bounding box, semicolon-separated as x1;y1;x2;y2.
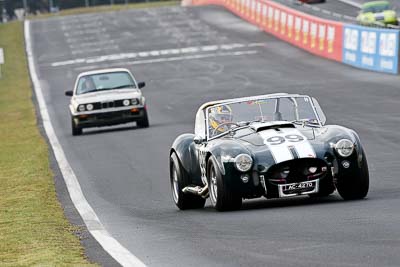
336;0;362;8
74;50;259;71
51;43;266;67
322;9;332;15
24;20;146;267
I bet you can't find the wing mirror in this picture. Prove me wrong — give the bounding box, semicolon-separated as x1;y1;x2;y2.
65;90;73;96
138;82;146;89
193;135;205;144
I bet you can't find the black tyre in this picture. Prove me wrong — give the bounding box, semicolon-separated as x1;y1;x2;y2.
308;176;335;198
170;152;206;210
336;151;369;200
207;156;242;211
71;117;82;136
137;110;149;128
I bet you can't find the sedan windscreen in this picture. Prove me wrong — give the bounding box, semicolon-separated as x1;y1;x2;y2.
76;72;136;95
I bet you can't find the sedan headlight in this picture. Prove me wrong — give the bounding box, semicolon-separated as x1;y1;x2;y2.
234;154;253;172
78;105;85;112
86;103;94;111
123;99;130;106
335;139;354;157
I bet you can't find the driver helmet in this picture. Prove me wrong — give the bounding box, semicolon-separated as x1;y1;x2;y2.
209;104;233;133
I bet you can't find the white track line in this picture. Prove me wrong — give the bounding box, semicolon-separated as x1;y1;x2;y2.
75;50;259;71
24;20;146;267
336;0;362;8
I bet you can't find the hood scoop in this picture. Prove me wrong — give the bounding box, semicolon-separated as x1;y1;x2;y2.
250;121;295;132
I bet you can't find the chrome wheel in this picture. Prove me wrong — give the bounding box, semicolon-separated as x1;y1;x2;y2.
172;165;179;204
209;165;218;205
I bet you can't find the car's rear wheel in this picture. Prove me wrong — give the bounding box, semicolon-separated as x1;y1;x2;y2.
170;152;205;210
137;109;149;128
336;151;369;200
71;117;82;136
208;156;242;211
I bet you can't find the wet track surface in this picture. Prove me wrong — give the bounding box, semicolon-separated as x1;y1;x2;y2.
29;5;400;267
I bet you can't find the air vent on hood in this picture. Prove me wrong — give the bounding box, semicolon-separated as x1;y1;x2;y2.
250;121;295;132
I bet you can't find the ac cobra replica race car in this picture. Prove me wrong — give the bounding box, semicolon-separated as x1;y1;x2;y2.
65;68;149;135
169;93;369;211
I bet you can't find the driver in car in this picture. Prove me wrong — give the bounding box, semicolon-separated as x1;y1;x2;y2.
79;76;96;94
209;105;234;137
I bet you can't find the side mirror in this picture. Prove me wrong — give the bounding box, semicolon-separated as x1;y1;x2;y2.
138;82;145;89
193;135;205;144
65;90;73;96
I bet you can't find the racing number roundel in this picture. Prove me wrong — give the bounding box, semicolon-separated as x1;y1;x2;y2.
265;134;304;145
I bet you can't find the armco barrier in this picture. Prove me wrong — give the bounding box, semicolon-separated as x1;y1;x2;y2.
191;0;343;61
343;24;399;74
188;0;400;74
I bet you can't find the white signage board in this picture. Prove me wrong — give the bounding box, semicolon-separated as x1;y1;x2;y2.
0;48;4;64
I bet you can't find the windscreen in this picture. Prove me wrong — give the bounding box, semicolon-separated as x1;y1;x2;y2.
207;96;320;138
76;72;136;95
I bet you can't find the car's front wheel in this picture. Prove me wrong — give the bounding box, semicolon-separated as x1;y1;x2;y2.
208;156;242;211
137;109;149;128
71;117;82;136
170;152;205;210
336;150;369;200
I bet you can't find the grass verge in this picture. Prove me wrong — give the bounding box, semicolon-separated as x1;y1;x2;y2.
30;0;179;19
0;22;95;266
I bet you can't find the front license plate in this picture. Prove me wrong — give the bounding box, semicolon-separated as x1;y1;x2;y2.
278;179;319;197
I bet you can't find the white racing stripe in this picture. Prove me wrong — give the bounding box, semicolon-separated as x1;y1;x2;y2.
280;128;316;159
25;20;146;267
259;129;293;163
259;127;316;163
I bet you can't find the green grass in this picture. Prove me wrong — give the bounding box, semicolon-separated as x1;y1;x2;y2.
0;22;96;266
30;0;179;19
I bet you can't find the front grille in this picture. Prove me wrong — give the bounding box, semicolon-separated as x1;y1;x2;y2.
83;99;136;111
102;101;115;109
266;158;328;184
114;100;125;108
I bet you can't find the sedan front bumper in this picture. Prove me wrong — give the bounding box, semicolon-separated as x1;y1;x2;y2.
73;108;145;128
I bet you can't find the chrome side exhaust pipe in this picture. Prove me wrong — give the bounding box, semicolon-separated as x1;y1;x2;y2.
182;185;209;198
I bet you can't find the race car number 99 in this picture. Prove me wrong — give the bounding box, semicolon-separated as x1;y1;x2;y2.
266;134;304;145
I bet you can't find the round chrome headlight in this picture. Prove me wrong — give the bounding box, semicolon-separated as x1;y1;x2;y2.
78;105;85;112
335;139;354;157
234;154;253;172
123;99;130;106
131;98;139;105
86;103;94;111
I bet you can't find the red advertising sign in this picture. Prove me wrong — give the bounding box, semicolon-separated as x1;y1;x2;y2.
191;0;343;62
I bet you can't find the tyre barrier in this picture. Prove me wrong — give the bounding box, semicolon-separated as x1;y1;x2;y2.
187;0;399;74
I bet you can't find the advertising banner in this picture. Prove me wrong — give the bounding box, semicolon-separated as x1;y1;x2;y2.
192;0;343;62
343;25;399;74
190;0;400;74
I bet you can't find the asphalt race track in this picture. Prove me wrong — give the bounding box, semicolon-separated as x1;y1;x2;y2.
29;5;400;267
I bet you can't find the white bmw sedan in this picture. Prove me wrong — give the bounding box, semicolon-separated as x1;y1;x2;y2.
65;68;149;135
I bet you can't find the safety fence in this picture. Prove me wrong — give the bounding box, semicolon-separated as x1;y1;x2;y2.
187;0;399;74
